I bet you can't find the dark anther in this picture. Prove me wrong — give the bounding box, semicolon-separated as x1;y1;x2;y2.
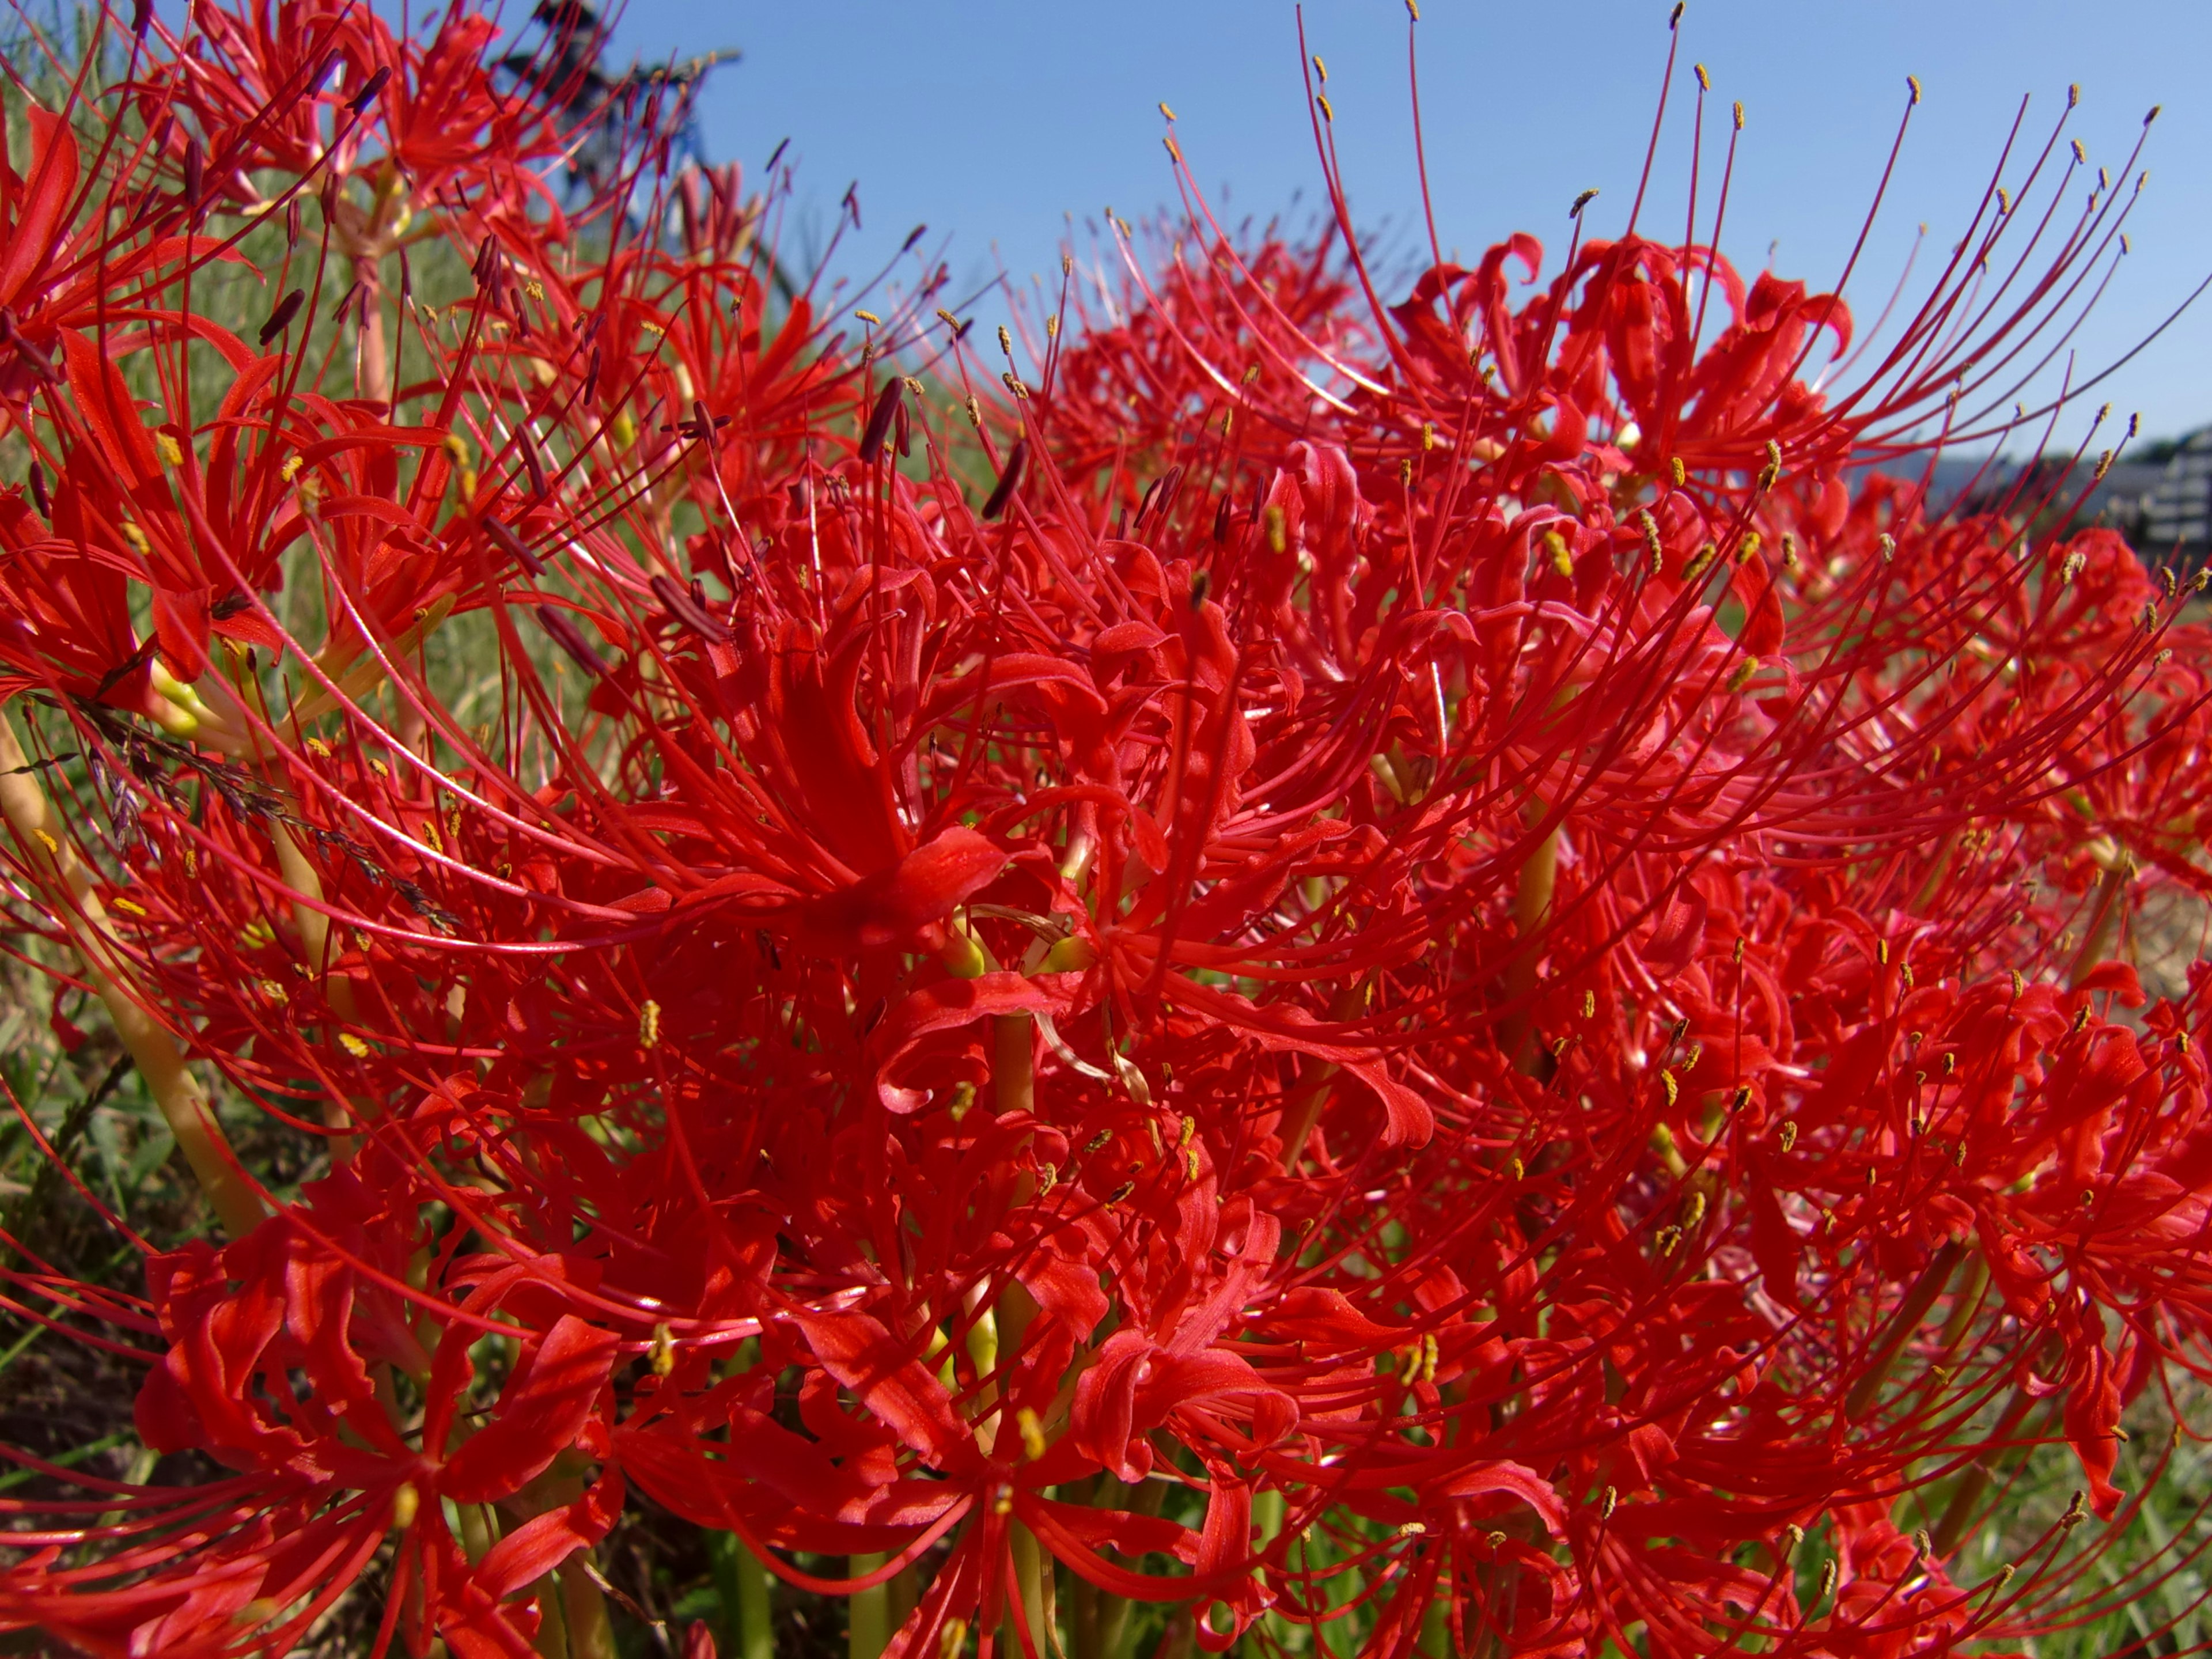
650;573;732;643
859;378;903;464
518;428;549;497
533;607;610;679
982;440;1027;520
483;517;548;576
347;66;392;114
258;288;306;346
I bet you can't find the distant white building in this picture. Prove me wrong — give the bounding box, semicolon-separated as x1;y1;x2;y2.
2145;429;2212;565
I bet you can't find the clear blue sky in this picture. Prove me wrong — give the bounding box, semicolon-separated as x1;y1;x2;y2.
598;0;2211;445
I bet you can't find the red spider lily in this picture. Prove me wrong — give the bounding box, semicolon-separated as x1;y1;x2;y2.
6;6;2212;1659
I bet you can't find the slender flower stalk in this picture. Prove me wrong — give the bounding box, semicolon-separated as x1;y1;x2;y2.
0;713;264;1237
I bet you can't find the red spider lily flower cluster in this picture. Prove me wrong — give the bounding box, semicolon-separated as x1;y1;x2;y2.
3;5;2212;1657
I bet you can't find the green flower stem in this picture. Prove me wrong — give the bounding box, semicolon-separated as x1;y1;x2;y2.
558;1565;618;1659
0;711;266;1238
1499;820;1559;1075
1843;1240;1966;1422
994;1013;1036;1117
1006;1522;1051;1659
2067;857;2133;988
1930;1387;2044;1560
709;1531;775;1659
850;1554;889;1659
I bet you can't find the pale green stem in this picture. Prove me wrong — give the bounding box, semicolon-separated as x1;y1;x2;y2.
741;1540;776;1659
994;1013;1035;1116
560;1568;618;1659
2066;859;2133;989
1930;1387;2043;1559
1251;1488;1294;1654
1843;1240;1965;1422
1938;1256;1991;1354
1499;821;1560;1075
709;1530;775;1659
850;1555;889;1659
1278;979;1373;1173
1005;1523;1051;1659
0;711;265;1237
